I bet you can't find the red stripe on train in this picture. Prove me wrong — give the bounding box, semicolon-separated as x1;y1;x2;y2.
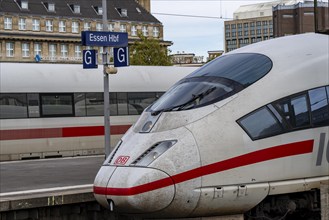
0;125;131;140
93;139;314;196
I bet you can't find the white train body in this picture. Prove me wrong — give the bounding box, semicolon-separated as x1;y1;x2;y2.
94;33;329;218
0;64;196;161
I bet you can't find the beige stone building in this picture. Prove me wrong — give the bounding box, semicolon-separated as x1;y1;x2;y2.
0;0;170;63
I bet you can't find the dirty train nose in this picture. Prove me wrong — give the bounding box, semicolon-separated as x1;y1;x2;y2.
93;165;175;213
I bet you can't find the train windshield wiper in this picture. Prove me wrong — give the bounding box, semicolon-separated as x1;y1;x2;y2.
151;87;216;116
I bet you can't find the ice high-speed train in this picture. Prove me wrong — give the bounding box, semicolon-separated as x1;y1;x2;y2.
94;33;329;219
0;64;197;161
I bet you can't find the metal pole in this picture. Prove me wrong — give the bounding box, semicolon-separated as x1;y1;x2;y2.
102;0;111;158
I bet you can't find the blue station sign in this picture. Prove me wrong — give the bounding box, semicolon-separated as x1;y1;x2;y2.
114;47;129;67
81;31;128;47
83;50;98;69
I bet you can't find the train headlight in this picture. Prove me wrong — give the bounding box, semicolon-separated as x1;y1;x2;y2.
141;121;153;133
131;140;177;166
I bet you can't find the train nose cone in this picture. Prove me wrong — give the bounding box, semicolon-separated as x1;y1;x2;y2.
93;165;117;209
94;166;175;213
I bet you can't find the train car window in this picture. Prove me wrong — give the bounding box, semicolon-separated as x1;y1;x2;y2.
27;93;40;118
74;93;86;116
117;92;128;115
40;94;74;117
187;53;272;87
0;93;28;119
274;94;310;128
308;87;329;126
238;106;283;140
110;93;118;116
86;93;104;116
291;95;310;127
128;93;157;115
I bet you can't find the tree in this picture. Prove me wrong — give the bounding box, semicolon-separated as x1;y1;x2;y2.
129;33;172;66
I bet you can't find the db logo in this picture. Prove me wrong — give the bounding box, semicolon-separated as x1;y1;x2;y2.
114;156;130;165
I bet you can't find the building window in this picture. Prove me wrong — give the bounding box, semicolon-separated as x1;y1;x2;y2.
49;44;56;58
120;24;126;32
153;26;159;37
283;14;294;18
6;42;14;57
69;4;80;14
72;21;79;33
93;6;102;15
43;2;55;12
59;20;66;32
4;17;12;30
21;0;29;9
84;22;91;31
60;44;68;58
116;8;128;17
22;43;30;57
96;23;103;31
48;3;55;12
131;25;137;36
34;43;42;56
32;19;40;31
108;23;114;31
46;20;53;32
74;45;81;58
18;18;26;30
142;26;148;36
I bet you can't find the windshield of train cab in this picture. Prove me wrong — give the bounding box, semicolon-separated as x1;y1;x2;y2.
149;53;273;115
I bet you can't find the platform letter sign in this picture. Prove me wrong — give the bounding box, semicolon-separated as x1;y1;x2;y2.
114;47;129;67
83;50;98;69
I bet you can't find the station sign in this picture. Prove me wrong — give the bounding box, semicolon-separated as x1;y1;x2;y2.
83;50;98;69
81;31;128;47
114;47;129;67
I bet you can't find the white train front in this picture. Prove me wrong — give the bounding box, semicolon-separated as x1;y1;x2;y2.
94;33;329;219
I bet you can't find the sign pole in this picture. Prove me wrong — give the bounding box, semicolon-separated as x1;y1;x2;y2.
102;0;111;158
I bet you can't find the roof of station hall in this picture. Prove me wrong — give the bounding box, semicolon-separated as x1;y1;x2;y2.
0;0;161;24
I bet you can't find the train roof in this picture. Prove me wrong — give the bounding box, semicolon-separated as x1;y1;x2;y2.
229;33;328;65
0;63;198;93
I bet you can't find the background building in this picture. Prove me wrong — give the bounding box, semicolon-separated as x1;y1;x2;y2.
273;1;329;37
224;0;328;52
224;0;280;52
171;52;204;66
207;50;224;61
0;0;170;63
